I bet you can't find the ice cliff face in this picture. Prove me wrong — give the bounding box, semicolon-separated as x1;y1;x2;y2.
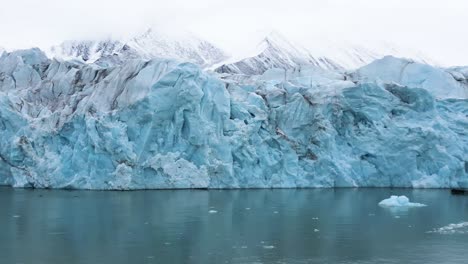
0;48;466;189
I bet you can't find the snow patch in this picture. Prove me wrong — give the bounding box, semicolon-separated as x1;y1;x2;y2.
263;245;275;249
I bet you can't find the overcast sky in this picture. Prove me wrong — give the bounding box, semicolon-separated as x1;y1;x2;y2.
0;0;467;66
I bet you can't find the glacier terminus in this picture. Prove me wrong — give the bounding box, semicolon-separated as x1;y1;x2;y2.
0;40;467;189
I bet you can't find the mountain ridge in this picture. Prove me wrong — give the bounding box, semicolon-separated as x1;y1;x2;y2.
214;30;437;75
48;28;228;68
4;29;451;74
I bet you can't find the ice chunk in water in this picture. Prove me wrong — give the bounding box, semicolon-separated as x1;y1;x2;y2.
378;195;426;207
427;222;468;234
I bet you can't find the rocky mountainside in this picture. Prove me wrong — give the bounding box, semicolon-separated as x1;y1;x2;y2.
47;30;436;75
214;31;435;75
48;29;228;68
214;31;344;75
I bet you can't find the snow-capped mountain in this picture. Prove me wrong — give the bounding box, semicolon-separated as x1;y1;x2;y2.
305;39;436;71
127;29;227;67
0;47;5;56
214;31;436;75
49;39;126;62
48;29;437;75
48;29;228;68
214;31;345;75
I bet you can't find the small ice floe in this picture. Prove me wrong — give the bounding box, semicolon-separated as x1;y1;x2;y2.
241;246;248;249
263;245;275;249
208;210;218;214
394;216;401;219
48;232;65;235
12;215;21;218
314;229;320;232
273;211;279;214
245;208;251;210
427;222;468;234
378;195;426;208
312;217;319;220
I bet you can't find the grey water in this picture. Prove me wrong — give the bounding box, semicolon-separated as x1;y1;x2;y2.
1;188;467;264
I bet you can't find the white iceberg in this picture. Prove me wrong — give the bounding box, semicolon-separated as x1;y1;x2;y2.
378;195;427;207
427;222;468;234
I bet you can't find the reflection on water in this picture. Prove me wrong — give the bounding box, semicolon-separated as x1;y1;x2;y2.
0;188;467;264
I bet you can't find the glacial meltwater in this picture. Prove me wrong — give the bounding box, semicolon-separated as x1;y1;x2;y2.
1;188;467;264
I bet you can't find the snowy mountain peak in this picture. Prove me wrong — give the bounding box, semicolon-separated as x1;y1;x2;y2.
48;28;228;67
214;31;344;75
126;28;228;67
260;30;311;60
262;30;296;49
214;30;438;75
47;28;438;74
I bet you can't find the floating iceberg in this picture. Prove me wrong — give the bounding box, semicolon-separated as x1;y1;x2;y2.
0;48;467;189
378;196;427;207
427;222;468;234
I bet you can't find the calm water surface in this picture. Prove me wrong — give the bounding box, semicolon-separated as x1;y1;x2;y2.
1;188;467;264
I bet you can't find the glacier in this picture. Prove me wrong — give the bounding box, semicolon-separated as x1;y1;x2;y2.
0;48;467;189
351;56;467;99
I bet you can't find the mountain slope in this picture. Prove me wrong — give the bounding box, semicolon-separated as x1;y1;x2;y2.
215;31;344;75
48;30;437;73
48;39;126;62
48;29;228;68
215;31;436;75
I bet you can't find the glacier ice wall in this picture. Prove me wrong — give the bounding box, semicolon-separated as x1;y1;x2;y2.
351;56;468;99
0;49;467;189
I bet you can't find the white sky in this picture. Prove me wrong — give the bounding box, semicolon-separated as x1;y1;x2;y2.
0;0;467;66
